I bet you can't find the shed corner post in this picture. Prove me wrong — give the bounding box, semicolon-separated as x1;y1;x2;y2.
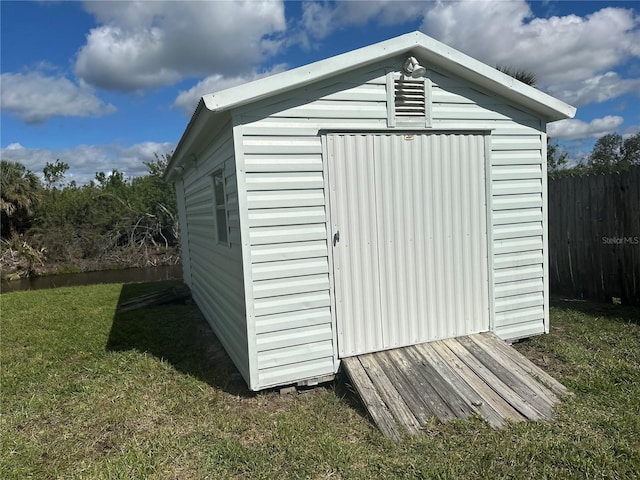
541;128;550;334
483;132;496;335
231;118;259;389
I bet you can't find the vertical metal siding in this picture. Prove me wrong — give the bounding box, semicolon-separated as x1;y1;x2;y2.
328;135;384;355
329;133;489;356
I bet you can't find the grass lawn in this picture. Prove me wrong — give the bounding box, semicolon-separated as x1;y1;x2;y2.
2;282;639;479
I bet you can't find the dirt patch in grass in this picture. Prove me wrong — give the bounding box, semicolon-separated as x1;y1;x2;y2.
513;337;569;378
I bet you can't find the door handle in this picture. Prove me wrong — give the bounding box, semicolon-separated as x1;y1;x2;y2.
333;230;340;246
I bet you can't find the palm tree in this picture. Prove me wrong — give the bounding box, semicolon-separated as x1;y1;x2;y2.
1;160;41;236
496;65;537;87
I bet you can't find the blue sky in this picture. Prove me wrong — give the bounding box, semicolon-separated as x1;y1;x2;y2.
1;1;639;183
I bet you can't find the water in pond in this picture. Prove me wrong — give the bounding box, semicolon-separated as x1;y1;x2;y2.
0;265;183;293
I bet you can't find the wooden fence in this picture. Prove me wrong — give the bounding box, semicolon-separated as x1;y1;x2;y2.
548;166;640;305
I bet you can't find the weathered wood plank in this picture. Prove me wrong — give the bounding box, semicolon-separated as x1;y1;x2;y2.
456;336;553;418
341;356;402;441
416;342;507;428
480;332;569;397
442;338;544;420
386;349;457;423
342;334;568;437
469;334;559;407
359;354;422;435
431;340;525;424
405;346;474;418
376;350;437;426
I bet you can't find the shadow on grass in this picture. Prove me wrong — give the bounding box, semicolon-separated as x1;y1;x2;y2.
550;295;640;327
333;370;371;420
106;281;253;398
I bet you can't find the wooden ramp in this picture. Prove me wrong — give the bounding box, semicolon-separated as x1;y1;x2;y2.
342;332;569;440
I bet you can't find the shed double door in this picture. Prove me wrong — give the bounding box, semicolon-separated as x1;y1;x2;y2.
327;133;490;357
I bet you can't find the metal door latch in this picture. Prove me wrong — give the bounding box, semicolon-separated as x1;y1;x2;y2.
333;230;340;246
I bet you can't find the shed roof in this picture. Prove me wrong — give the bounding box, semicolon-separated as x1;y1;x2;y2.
167;31;575;180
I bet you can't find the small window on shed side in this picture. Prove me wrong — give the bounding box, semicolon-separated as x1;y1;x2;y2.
213;170;229;245
386;72;432;128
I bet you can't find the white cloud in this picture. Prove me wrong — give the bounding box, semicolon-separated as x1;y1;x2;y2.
6;143;25;150
422;3;639;83
75;1;286;91
299;1;640;116
0;71;116;124
548;116;624;140
301;2;336;40
0;142;175;185
553;72;640;107
301;1;424;40
420;1;640;106
172;64;288;114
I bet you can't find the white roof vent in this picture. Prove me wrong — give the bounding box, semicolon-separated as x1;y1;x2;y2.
394;78;426;117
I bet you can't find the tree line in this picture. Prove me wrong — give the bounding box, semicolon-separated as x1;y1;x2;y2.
548;132;640;178
1;155;178;279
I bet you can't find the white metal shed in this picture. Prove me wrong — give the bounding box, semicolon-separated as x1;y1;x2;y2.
165;31;576;391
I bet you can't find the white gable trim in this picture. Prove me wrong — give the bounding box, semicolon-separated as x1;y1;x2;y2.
202;32;575;120
166;31;575;181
